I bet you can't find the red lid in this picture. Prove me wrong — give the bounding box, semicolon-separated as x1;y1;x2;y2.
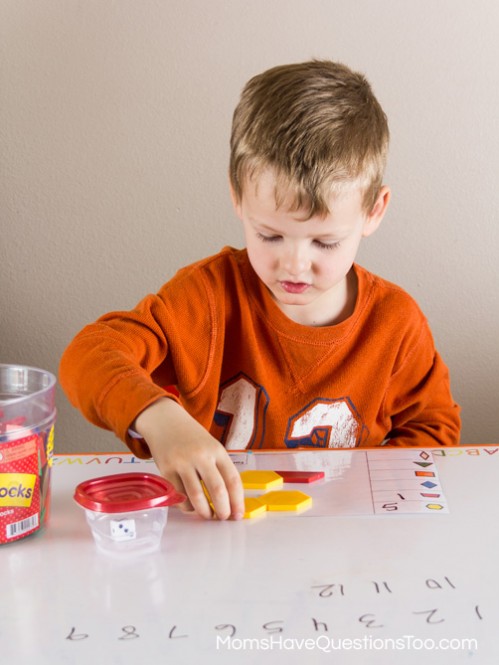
74;473;186;513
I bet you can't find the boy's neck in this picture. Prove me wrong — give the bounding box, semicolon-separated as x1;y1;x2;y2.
276;268;358;327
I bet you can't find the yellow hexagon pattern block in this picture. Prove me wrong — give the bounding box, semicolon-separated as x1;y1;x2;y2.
244;497;267;519
258;490;313;512
240;470;284;490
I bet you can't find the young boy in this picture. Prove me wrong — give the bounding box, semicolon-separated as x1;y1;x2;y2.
59;60;460;522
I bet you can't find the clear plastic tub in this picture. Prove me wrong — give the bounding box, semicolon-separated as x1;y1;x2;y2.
74;473;185;557
0;364;56;544
83;505;168;557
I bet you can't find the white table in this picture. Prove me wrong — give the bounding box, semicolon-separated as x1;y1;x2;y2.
1;446;497;664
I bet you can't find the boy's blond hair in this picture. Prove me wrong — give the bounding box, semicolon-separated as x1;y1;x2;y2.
230;60;389;217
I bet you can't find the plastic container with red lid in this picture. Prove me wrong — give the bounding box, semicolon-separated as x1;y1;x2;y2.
74;473;185;557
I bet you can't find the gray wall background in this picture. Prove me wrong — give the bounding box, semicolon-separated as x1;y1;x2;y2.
1;0;498;452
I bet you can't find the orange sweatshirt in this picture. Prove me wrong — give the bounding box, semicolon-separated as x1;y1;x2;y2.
59;247;460;455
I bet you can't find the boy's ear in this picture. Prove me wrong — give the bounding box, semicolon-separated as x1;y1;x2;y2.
362;186;391;238
228;178;243;219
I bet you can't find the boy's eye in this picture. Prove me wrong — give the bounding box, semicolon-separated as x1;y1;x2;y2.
256;233;340;250
257;233;282;243
314;240;341;250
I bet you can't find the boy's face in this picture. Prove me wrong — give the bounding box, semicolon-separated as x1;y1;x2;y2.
232;170;390;326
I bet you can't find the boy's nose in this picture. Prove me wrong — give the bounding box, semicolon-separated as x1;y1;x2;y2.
281;244;311;276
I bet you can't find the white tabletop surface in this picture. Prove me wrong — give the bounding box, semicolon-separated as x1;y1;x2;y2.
1;445;497;664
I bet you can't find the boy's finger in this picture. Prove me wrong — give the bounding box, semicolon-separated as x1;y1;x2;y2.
218;458;245;520
200;469;233;521
177;500;195;513
181;470;216;520
165;472;195;513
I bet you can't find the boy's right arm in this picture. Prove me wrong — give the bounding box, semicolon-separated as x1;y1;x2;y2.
59;292;244;520
133;398;245;521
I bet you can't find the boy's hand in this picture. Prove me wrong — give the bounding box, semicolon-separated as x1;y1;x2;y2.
133;398;244;521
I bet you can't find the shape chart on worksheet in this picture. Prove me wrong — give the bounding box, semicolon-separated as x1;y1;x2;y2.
232;449;448;517
366;449;448;514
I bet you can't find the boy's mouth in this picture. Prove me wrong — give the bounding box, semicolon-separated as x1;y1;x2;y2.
280;281;310;294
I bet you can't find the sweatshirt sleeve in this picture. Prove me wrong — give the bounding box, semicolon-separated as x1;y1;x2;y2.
59;250;230;456
382;321;461;447
59;293;183;452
